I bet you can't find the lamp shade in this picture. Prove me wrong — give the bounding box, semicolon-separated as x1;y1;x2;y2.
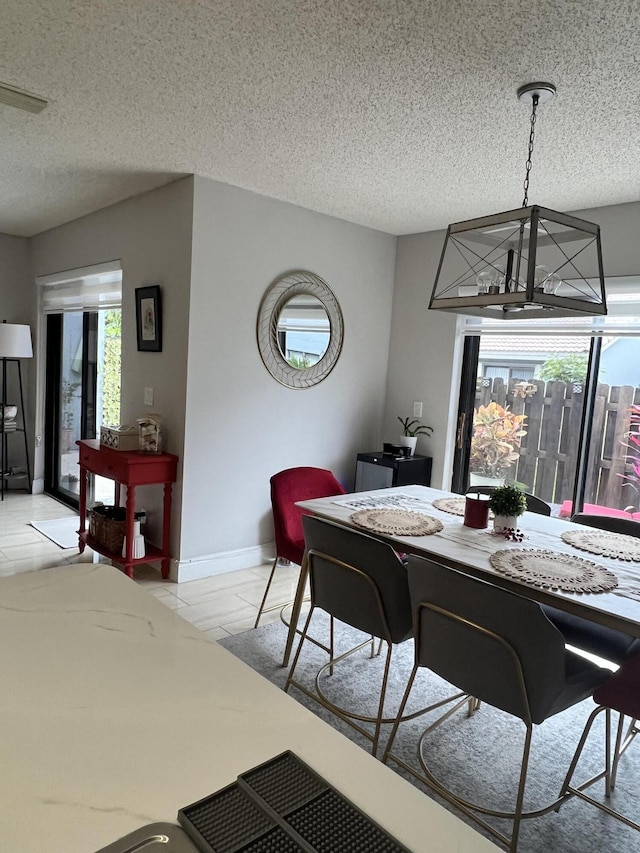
0;324;33;358
428;206;607;320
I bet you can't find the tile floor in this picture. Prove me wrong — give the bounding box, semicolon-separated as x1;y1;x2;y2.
0;490;301;642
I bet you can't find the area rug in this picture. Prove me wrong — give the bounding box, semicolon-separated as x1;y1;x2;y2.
30;516;78;549
219;616;640;853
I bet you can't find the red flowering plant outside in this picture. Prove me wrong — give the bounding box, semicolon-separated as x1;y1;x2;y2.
619;404;640;499
470;402;528;480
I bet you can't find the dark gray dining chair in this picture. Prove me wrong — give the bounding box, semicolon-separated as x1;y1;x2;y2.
572;512;640;537
542;512;640;664
382;556;610;853
465;486;552;516
285;516;458;757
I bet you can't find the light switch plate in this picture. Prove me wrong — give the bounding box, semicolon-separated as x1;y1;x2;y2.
413;401;423;418
144;387;154;406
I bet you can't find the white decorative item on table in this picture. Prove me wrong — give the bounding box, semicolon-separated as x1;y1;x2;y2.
137;413;163;453
100;424;139;451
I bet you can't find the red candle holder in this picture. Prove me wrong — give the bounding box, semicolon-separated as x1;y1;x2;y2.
464;493;490;529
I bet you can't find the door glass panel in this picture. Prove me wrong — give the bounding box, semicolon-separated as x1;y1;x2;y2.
58;312;83;500
469;335;589;516
583;336;640;516
53;309;121;505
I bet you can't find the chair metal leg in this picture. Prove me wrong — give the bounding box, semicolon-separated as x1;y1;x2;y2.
611;715;638;790
282;552;309;667
329;615;334;676
559;705;640;832
254;556;278;628
381;666;467;767
284;605;316;694
510;724;533;853
381;662;419;765
557;704;608;807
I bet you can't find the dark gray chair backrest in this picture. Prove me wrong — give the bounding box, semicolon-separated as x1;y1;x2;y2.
302;515;412;645
466;487;551;516
406;555;567;724
571;513;640;538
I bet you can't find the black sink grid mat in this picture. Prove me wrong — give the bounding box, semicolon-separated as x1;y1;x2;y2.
177;750;410;853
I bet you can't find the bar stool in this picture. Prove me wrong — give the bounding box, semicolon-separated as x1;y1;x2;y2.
559;651;640;832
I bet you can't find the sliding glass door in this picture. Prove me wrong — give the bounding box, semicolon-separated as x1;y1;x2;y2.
44;309;121;507
452;280;640;518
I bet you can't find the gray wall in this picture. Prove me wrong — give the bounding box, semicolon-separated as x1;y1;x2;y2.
0;233;33;461
178;176;397;578
0;233;31;321
29;178;194;554
384;228;460;489
386;200;640;491
26;175;396;580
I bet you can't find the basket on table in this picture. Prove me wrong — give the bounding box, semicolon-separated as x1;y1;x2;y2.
87;505;127;553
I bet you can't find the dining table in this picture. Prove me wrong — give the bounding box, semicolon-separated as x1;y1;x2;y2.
282;484;640;667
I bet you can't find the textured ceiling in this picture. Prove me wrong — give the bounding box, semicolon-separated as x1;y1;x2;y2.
1;0;640;238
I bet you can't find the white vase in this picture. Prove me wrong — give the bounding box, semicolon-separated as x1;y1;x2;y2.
398;435;418;456
493;514;518;533
122;520;146;559
469;473;505;488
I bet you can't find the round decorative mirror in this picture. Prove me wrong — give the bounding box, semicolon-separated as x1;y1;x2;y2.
257;270;344;388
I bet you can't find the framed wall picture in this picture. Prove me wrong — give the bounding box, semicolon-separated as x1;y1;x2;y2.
135;285;162;352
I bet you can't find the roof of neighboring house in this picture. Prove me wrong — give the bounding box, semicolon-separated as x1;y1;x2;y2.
480;336;592;355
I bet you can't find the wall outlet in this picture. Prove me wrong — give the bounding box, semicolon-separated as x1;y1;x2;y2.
413;401;423;418
144;387;154;406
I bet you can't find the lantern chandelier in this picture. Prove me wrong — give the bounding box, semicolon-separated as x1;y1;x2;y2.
428;82;607;319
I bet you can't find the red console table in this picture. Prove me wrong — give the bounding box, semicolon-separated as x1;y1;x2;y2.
76;439;178;579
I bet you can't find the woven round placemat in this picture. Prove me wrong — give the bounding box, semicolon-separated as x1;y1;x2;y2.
489;548;618;593
561;529;640;562
432;497;466;516
350;509;443;536
432;496;494;519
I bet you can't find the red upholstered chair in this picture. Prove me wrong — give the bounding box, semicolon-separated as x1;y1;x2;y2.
254;467;346;628
559;651;640;831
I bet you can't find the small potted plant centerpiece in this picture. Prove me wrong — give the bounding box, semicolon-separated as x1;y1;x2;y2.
488;484;527;533
397;416;433;456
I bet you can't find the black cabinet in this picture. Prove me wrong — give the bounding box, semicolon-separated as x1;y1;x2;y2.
354;452;432;492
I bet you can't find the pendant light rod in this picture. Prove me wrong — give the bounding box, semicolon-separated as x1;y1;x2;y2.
517;82;556;208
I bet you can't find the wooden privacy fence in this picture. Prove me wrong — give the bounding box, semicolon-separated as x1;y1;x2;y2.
474;378;640;510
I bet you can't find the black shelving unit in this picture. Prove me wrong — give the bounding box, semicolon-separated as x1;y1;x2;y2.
1;357;32;500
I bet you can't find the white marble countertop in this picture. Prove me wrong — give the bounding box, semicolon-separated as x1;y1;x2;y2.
0;563;498;853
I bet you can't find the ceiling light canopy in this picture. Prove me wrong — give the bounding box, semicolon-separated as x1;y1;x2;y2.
0;81;48;114
429;83;607;320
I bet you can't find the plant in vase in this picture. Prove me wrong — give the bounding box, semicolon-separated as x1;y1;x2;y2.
397;416;433;456
488;484;527;534
469;402;527;486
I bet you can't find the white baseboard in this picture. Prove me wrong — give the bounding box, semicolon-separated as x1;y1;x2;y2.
173;542;275;583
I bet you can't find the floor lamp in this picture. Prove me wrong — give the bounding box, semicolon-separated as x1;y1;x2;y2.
0;323;33;501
